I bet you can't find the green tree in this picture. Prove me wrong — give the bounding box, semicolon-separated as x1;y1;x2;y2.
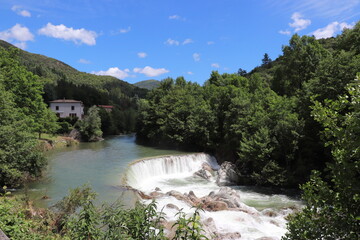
0;73;46;187
261;53;272;66
272;34;329;96
77;106;103;142
284;75;360;240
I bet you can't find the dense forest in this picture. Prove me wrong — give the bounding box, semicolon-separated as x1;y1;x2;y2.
0;21;359;240
137;22;360;187
135;22;360;238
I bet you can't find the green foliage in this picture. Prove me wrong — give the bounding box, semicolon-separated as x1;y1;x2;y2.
172;208;208;240
0;48;52;187
65;201;102;240
272;34;329;96
134;79;161;90
284;77;360;240
77;106;103;142
0;187;61;240
137;73;302;186
0;184;210;240
101;200;166;240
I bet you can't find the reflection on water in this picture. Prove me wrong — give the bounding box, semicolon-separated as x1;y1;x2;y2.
28;135;185;206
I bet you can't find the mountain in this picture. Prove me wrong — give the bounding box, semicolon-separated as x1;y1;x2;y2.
0;40;147;108
134;79;161;90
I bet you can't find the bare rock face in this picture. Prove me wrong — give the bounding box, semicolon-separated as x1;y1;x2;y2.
216;161;240;186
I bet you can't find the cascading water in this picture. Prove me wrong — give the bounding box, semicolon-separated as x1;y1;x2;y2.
124;153;219;191
123;153;301;240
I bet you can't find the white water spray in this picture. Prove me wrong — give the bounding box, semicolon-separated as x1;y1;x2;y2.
124;153;301;240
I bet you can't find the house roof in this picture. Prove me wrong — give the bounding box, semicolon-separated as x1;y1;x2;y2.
49;99;83;103
98;105;114;109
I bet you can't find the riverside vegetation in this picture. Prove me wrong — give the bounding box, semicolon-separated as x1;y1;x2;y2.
1;22;360;239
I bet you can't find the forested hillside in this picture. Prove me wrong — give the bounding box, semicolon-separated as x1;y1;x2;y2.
134;79;161;90
136;21;360;187
0;40;147;134
0;40;147;108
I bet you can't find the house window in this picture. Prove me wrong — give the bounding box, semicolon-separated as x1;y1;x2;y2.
69;113;77;118
71;106;75;111
56;106;59;110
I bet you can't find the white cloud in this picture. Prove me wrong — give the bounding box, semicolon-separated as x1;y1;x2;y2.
312;21;355;39
119;27;131;34
0;24;34;49
169;15;181;20
207;41;215;45
211;63;220;68
137;52;147;58
187;71;194;75
279;30;291;35
92;67;130;79
38;23;97;46
193;53;200;62
14;42;27;49
164;38;179;46
182;38;193;45
11;5;31;17
169;15;185;21
78;59;91;64
289;12;311;32
133;66;169;77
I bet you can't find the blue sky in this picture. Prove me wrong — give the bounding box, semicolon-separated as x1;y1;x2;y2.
1;0;359;84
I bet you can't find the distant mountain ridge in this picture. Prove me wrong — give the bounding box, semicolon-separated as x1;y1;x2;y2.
134;79;161;90
0;40;147;107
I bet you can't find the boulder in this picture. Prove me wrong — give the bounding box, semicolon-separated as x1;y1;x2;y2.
194;169;212;180
149;191;164;198
203;200;228;211
216;161;240;186
166;190;192;204
166;203;180;211
216;232;242;240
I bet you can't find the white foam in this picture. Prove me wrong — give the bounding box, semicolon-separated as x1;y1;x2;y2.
124;153;300;239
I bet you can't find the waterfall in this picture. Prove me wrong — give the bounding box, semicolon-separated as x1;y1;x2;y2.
124;153;219;191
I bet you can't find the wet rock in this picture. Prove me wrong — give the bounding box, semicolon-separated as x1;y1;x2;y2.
202;217;218;239
149;191;164;198
187;191;201;205
137;191;152;199
262;209;278;217
194;169;212;180
166;203;180;211
166;190;191;203
202;162;214;172
218;232;242;240
216;161;240;186
203;200;228;211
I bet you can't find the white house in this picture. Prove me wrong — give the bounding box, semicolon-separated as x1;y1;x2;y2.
49;99;84;120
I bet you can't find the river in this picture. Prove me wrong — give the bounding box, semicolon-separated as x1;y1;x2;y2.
29;135;301;239
28;135;185;206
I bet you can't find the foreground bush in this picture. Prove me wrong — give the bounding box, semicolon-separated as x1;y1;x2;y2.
0;185;208;240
